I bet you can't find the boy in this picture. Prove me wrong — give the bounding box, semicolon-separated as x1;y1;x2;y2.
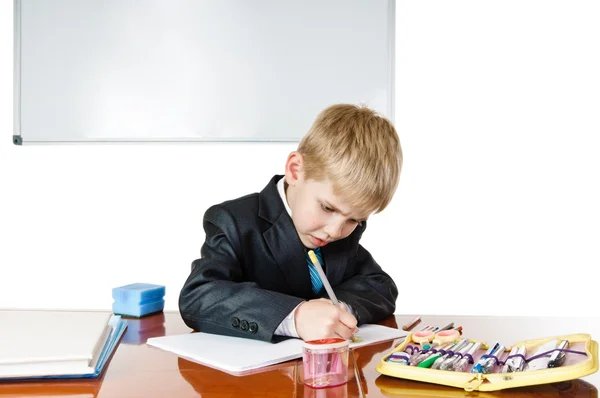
179;104;402;342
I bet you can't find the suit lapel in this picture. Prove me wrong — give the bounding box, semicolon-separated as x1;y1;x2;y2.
259;176;313;299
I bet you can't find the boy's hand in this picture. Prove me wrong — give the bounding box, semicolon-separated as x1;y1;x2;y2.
294;298;358;341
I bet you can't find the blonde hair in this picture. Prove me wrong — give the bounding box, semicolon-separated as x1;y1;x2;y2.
298;104;402;215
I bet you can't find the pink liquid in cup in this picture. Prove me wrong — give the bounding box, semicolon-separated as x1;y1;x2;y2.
303;338;350;388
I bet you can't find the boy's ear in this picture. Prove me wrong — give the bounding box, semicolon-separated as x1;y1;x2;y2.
285;151;304;186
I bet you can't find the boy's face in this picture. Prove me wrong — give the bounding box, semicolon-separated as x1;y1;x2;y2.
285;152;369;249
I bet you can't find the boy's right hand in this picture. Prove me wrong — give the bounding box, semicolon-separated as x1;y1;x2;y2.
294;298;358;341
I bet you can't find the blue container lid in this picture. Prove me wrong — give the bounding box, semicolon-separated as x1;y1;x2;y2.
112;283;165;303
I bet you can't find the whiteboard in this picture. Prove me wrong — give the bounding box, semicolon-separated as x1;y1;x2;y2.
13;0;394;144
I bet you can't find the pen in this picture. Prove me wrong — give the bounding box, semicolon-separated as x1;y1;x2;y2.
438;322;454;331
308;250;358;341
402;316;422;331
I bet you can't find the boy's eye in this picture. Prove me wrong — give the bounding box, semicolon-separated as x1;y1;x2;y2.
320;203;334;212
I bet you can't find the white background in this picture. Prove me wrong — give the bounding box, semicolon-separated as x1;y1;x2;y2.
1;1;598;317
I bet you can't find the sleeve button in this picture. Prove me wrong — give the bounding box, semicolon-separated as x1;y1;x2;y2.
240;320;249;331
249;322;258;334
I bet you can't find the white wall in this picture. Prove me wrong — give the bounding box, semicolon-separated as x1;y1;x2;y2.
1;1;598;316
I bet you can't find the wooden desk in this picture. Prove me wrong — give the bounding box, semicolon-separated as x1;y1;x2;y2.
0;312;598;397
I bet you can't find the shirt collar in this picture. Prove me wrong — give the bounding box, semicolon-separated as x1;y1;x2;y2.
276;176;292;217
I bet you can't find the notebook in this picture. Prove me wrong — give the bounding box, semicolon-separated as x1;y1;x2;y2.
0;310;127;379
147;324;405;375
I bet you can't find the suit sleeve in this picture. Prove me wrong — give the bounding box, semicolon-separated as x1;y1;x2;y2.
333;224;398;325
179;205;304;341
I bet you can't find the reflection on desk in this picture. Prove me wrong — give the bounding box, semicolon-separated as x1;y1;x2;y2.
120;312;166;345
0;379;100;397
178;356;295;397
375;376;598;398
177;356;361;398
0;311;597;398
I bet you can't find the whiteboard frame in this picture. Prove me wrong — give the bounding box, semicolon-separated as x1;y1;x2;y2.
13;0;22;145
13;0;395;144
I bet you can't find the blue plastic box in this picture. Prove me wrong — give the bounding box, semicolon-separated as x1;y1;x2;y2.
112;283;165;317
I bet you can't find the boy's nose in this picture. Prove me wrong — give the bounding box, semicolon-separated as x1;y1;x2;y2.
324;223;344;240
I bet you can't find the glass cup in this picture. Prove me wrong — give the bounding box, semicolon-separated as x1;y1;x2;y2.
303;338;350;388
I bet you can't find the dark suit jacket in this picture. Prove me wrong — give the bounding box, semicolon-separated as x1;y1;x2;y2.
179;175;398;341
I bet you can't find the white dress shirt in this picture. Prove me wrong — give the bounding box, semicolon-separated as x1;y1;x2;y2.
273;176;355;337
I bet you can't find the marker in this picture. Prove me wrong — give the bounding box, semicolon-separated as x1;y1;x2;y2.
417;351;443;368
412;341;456;366
501;346;519;373
386;351;410;365
439;341;474;371
527;340;558;371
471;342;503;374
453;341;482;372
432;339;469;370
511;345;527;372
480;345;505;374
548;340;569;368
423;341;459;367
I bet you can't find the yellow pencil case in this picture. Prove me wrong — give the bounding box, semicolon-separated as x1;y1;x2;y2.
376;332;598;391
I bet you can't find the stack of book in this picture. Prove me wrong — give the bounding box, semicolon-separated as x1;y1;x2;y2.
0;310;127;380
